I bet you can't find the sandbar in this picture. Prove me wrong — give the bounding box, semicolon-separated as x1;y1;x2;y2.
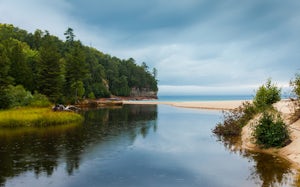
123;100;248;110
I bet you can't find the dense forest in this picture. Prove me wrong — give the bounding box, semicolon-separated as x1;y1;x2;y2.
0;24;158;108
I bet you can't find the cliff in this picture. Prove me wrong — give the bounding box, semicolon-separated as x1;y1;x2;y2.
130;88;158;99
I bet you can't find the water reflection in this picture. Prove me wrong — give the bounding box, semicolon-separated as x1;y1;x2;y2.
1;104;300;186
216;135;298;187
0;105;157;186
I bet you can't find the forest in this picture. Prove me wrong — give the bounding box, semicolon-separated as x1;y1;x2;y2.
0;24;158;108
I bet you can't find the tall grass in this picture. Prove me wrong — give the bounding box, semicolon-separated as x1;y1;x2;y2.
0;107;83;127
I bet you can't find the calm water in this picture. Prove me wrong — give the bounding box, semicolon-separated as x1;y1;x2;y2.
158;95;253;102
0;105;299;187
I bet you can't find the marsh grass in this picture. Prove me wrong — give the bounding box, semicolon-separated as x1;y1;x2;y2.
0;123;80;138
0;107;83;127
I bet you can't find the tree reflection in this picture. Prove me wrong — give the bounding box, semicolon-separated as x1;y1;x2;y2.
215;134;298;187
245;152;294;187
0;104;158;186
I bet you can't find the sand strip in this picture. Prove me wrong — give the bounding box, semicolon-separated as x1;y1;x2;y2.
123;100;248;110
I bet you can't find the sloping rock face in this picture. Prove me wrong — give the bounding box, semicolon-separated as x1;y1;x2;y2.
130;88;158;99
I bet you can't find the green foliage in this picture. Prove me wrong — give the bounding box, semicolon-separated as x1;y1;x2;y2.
0;89;11;109
71;81;85;103
2;85;51;108
213;102;257;137
289;73;300;121
6;85;33;107
290;73;300;99
253;79;281;111
213;80;281;140
0;43;12;87
7;39;33;90
0;24;158;105
38;33;63;102
253;112;290;148
30;92;51;107
88;92;96;99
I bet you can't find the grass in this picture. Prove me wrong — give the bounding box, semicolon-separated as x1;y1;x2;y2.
0;107;83;127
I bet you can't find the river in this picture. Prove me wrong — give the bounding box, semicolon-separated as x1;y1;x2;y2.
0;104;299;187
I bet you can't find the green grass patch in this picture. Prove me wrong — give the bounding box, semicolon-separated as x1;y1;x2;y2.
0;107;83;127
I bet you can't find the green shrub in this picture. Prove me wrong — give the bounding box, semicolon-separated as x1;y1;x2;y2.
1;85;52;108
0;89;11;109
290;73;300;121
29;91;51;107
253;79;281;111
213;79;282;139
290;73;300;98
253;112;290;148
88;92;96;99
213;102;257;137
6;85;33;107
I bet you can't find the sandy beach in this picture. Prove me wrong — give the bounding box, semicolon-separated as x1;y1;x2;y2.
123;100;248;110
125;99;300;170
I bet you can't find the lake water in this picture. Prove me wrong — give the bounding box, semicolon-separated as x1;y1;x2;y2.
0;104;299;187
157;95;254;102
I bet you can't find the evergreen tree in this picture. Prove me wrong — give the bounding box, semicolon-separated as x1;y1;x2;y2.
0;43;11;87
37;33;63;102
0;24;158;105
0;43;12;109
7;39;33;89
64;41;88;100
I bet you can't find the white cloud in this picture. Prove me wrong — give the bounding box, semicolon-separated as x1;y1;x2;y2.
0;0;299;95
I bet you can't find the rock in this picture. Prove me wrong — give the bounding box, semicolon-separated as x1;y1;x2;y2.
52;104;80;112
130;87;157;99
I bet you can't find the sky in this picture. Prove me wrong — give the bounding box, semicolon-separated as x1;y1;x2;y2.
0;0;299;95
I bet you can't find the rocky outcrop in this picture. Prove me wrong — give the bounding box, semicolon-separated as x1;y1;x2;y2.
130;88;157;99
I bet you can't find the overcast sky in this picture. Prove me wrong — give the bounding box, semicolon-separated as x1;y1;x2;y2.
1;0;299;95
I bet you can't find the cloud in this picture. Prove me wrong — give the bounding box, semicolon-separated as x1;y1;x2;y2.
1;0;300;95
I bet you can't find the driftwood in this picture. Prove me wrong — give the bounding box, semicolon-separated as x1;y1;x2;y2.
52;104;80;112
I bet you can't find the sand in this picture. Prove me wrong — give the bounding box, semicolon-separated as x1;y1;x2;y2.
241;100;300;169
123;100;248;110
124;99;300;169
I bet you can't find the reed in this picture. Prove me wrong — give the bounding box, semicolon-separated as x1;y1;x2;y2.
0;107;83;127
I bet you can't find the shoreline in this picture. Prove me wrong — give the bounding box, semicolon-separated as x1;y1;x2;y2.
125;99;300;170
241;100;300;170
123;100;249;110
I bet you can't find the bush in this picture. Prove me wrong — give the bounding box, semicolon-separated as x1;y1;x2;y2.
29;91;51;107
213;79;282;140
0;89;11;109
253;112;290;148
253;79;281;111
213;102;257;137
289;74;300;121
6;85;33;107
88;92;96;99
1;85;52;108
290;73;300;98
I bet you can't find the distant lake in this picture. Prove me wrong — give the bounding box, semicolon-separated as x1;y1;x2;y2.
157;95;254;102
1;105;299;187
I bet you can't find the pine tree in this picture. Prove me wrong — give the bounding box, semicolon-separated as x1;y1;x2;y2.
64;41;88;100
37;33;63;102
0;43;12;109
